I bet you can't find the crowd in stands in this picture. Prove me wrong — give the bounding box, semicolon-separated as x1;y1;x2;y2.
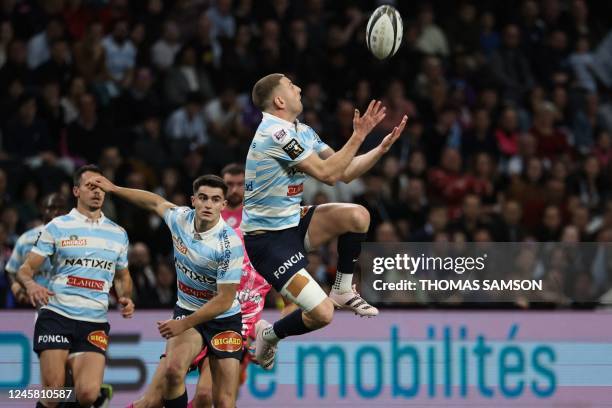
2;0;612;308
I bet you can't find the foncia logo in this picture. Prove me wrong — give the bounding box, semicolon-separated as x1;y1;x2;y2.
248;324;556;401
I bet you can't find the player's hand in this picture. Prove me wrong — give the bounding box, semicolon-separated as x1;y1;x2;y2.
353;100;386;140
378;115;408;154
10;281;29;304
88;175;117;193
24;280;54;307
118;297;135;318
157;319;188;339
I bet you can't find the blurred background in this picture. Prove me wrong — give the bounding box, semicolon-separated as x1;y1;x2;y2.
1;0;612;309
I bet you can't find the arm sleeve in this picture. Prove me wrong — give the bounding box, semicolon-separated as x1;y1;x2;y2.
31;224;56;258
116;230;129;270
162;206;191;233
5;236;27;274
310;127;330;154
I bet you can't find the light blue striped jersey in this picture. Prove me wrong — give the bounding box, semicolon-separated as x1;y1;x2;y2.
242;112;329;232
32;209;129;323
163;206;243;318
5;225;52;288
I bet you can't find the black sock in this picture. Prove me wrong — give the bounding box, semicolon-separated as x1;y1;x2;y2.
333;232;366;290
163;390;188;408
273;309;313;339
91;392;105;408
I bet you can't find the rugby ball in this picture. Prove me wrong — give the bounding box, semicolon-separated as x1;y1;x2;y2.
366;5;403;60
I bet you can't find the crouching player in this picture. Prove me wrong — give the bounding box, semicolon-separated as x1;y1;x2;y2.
17;165;135;408
91;174;244;408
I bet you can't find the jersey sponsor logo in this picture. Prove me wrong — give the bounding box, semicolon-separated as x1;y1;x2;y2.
178;281;215;300
272;128;288;144
63;258;114;271
283;138;305;160
87;330;108;351
287;183;304;196
61;236;88;247
237;287;263;305
287;167;304;177
175;258;217;284
38;334;69;344
273;252;305;279
245;181;253;192
67;276;105;291
172;235;188;255
226;216;238;228
210;331;243;352
219;229;231;278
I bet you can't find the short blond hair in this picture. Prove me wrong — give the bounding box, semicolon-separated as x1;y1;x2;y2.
251;73;284;111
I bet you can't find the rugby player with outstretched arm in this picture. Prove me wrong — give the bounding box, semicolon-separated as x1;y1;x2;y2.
91;174;244;408
18;165;134;408
243;73;407;369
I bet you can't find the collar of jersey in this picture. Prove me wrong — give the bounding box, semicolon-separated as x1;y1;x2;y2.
69;208;105;225
190;213;224;240
262;112;299;130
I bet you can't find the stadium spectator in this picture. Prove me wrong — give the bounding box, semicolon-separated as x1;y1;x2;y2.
26;18;65;70
102;18;136;86
73;22;109;85
0;0;612;308
206;0;236;41
0;20;14;69
128;242;157;308
165;91;208;158
415;3;449;57
569;35;597;93
489;24;535;103
151;19;181;71
65;93;111;164
151;262;176;309
115;66;160;127
530;101;570;162
411;205;449;242
163;43;215;109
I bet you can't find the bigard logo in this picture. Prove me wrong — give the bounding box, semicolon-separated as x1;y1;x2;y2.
87;330;108;351
211;331;242;352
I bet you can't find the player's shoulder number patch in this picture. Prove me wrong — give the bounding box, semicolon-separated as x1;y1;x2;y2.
283;138;305;160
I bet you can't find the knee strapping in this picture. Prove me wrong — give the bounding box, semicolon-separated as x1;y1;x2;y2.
280;269;327;312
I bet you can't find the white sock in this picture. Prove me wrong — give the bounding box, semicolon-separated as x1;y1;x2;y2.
332;272;353;293
263;326;280;344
